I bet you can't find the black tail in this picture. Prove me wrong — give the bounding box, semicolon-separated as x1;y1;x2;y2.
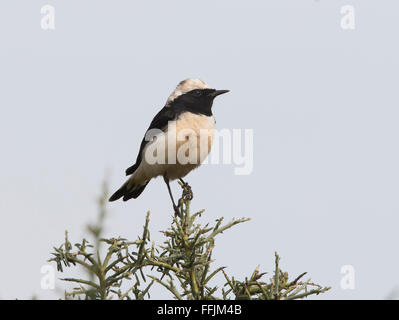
109;180;149;202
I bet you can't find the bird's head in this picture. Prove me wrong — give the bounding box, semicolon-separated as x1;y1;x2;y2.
166;79;229;115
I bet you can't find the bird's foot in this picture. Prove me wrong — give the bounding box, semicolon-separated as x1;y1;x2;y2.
176;179;194;217
179;180;193;201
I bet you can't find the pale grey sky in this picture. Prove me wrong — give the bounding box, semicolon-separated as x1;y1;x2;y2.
1;0;398;299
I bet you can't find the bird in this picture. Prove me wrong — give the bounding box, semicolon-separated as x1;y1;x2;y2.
109;78;229;215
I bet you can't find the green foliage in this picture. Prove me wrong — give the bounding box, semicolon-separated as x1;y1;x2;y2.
49;181;330;300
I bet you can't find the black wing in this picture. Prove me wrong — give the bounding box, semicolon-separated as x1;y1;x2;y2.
125;106;178;176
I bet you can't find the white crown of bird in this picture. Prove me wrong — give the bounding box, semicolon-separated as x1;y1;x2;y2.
166;78;210;104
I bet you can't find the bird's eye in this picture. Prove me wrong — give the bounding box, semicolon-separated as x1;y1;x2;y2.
192;90;202;97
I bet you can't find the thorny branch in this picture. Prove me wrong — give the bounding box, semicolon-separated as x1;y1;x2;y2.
49;181;330;300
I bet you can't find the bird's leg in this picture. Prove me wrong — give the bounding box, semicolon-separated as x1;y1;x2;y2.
163;175;180;217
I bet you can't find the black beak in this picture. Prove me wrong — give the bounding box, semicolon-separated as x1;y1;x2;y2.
211;89;230;97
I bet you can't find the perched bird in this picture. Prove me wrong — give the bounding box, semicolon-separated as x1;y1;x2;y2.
109;79;229;214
